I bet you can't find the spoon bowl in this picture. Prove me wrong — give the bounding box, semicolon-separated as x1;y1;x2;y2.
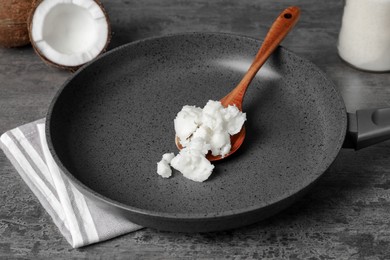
176;6;301;161
175;126;246;161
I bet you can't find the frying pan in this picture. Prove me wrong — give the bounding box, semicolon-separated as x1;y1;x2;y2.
46;32;390;232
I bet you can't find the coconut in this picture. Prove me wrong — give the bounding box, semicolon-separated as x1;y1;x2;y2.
0;0;33;48
29;0;111;71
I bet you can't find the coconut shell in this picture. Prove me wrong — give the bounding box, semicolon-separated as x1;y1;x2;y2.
28;0;111;72
0;0;33;48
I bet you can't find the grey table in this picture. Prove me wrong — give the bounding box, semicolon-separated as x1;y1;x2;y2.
1;0;390;259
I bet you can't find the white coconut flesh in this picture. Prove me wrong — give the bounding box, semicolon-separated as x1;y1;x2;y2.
31;0;109;67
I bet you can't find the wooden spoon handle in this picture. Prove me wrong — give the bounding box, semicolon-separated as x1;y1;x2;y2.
221;6;300;109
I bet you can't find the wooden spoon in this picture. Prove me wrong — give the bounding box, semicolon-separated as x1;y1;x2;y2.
176;6;301;161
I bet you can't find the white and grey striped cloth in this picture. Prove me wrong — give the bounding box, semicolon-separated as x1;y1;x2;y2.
0;119;143;248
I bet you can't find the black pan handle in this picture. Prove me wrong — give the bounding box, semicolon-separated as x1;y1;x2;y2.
343;108;390;149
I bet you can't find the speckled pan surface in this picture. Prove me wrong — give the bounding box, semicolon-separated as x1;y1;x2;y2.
46;32;347;231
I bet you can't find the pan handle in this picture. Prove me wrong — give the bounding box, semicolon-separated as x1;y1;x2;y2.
343;108;390;149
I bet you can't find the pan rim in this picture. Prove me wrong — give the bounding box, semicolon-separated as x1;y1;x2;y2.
46;31;347;220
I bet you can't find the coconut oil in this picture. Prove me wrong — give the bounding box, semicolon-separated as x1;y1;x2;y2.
338;0;390;72
157;100;246;182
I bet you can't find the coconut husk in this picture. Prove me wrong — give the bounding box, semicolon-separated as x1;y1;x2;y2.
0;0;33;47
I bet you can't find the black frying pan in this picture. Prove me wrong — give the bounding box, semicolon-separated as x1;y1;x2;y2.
46;33;390;232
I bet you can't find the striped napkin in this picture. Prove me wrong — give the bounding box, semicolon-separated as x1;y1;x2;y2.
0;119;143;248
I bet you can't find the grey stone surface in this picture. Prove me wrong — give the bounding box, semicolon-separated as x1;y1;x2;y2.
1;0;390;258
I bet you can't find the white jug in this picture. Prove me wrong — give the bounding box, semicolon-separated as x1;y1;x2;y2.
338;0;390;72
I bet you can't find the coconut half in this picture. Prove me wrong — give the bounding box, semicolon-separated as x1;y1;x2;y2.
29;0;111;70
